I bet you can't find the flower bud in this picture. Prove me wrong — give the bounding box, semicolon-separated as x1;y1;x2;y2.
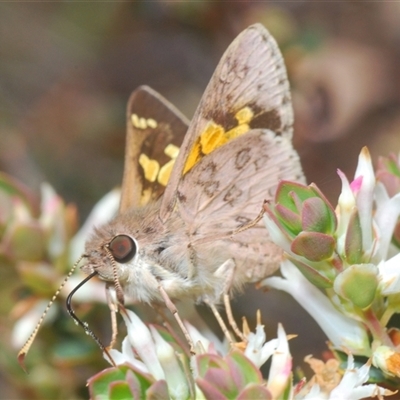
334;263;378;309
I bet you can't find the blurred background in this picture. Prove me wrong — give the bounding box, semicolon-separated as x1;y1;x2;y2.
1;2;400;399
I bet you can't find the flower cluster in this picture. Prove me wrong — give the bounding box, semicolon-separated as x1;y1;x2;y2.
263;147;400;383
89;308;288;399
0;174;77;349
87;307;392;399
6;147;400;398
2;173;120;398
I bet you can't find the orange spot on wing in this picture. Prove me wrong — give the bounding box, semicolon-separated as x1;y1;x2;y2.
200;122;227;154
183;107;254;174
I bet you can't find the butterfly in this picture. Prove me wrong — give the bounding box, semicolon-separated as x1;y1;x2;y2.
18;23;305;365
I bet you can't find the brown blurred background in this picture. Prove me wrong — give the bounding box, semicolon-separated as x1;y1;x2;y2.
1;2;400;399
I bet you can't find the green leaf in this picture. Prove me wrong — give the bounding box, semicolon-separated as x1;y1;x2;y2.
309;183;337;232
196;354;227;378
334;264;378;309
88;366;127;399
109;381;134;400
196;378;227;400
288;256;333;288
88;364;155;400
8;223;46;261
203;368;236;398
291;232;335;261
301;197;333;233
228;350;263;386
345;209;363;264
275;181;315;212
275;204;302;235
237;383;272;399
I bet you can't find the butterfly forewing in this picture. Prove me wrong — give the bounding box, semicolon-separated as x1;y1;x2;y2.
161;24;295;219
120;86;189;213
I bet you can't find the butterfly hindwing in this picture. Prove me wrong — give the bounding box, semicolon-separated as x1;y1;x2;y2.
120;86;189;213
177;129;304;281
160;24;295;219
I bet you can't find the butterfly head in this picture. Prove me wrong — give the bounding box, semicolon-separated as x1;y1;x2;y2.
82;224;137;279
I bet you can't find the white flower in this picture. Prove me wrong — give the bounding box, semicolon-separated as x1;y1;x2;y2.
329;355;394;399
107;336;148;374
119;308;165;380
261;260;370;356
295;355;395;399
267;323;292;398
150;326;189;399
245;321;277;368
372;345;400;378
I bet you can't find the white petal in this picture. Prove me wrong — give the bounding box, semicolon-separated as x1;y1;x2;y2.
69;188;120;263
244;324;273;367
263;213;292;252
374;186;400;260
262;260;370;356
354;147;375;253
336;169;355;255
329;356;387;400
378;253;400;295
267;324;292;397
150;326;189;400
121;308;164;380
105;347;148;375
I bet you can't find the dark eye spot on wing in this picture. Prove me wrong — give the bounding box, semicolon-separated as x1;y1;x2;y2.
236;215;251;226
204;181;220;197
254;154;270;171
224;184;243;206
198;161;217;183
235;148;251;170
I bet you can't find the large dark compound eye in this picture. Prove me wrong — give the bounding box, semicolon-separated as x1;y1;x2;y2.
108;235;137;263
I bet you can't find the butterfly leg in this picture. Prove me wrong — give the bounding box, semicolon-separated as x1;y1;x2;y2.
224;294;246;342
203;299;234;346
105;283;119;350
205;259;245;343
157;281;196;355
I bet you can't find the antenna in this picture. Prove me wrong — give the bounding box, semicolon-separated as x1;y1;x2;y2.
17;255;86;372
66;271;116;367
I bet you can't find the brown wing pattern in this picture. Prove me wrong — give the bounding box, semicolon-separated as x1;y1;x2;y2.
120;86;189;213
161;24;295;220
